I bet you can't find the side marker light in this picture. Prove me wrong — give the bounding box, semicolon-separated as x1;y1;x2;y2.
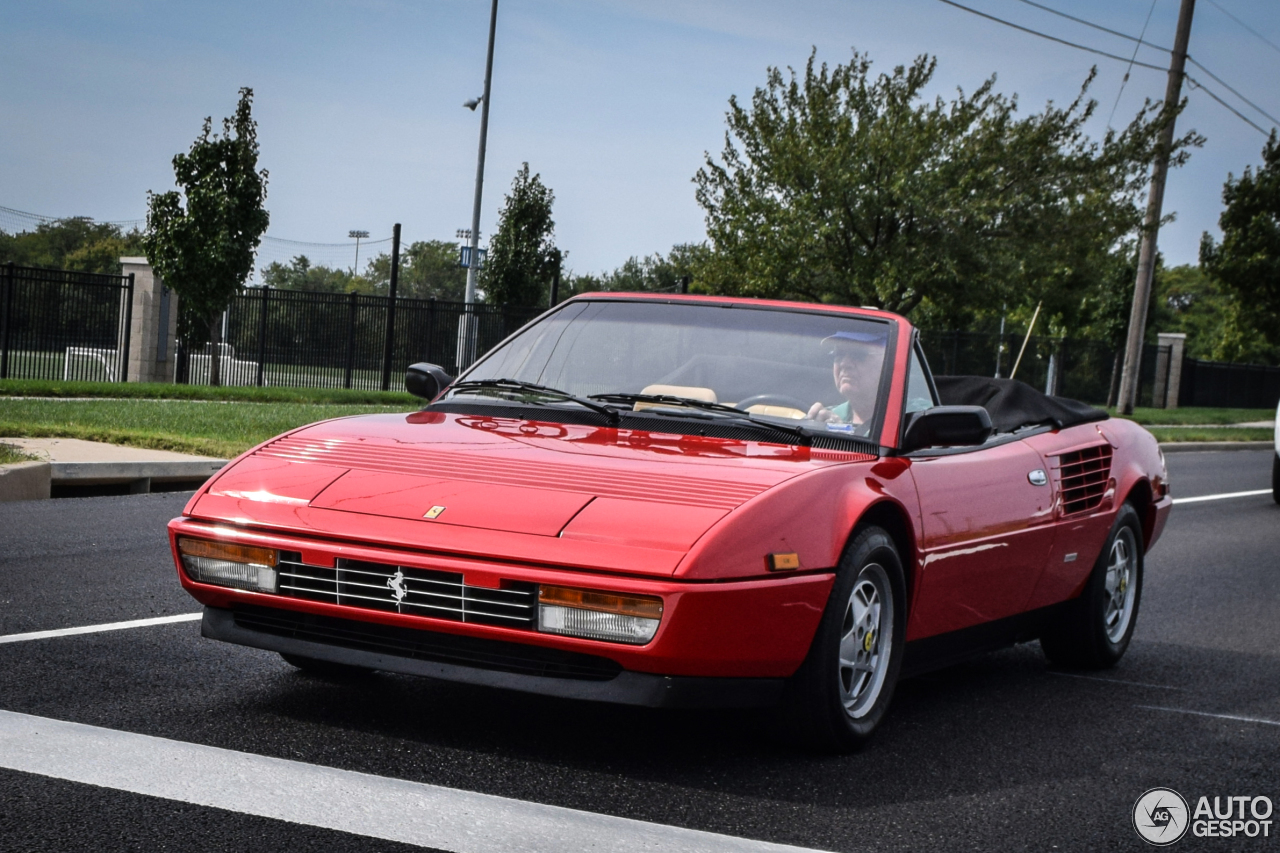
767;552;801;572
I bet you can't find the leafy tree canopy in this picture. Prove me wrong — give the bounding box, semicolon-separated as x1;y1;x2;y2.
260;255;365;293
562;243;709;299
1200;131;1280;350
0;218;144;274
365;240;468;301
481;163;558;309
693;50;1200;333
144;87;269;385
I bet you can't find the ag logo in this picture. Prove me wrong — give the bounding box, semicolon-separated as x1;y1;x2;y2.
1134;788;1190;845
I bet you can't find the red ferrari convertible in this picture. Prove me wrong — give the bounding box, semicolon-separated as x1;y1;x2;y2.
170;294;1171;750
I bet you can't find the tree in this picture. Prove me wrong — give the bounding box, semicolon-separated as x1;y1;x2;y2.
561;243;710;298
364;240;468;301
693;51;1198;329
1201;131;1280;350
0;218;144;274
261;255;364;293
481;164;558;309
144;87;269;385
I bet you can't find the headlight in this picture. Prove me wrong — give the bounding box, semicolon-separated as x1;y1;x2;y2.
537;585;662;644
178;537;278;593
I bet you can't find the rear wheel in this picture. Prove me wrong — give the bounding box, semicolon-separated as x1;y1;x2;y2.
280;653;373;679
1272;453;1279;504
1041;503;1143;669
783;525;906;752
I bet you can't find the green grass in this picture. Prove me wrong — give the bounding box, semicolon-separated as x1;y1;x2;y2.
1109;406;1274;425
0;398;411;458
0;443;37;465
0;378;419;406
1146;427;1273;443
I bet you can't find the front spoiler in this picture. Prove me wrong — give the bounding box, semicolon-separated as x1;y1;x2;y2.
202;607;785;709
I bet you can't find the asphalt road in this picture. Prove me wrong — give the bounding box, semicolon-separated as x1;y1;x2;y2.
1;450;1278;852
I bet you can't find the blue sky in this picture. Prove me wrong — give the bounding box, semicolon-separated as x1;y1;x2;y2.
2;0;1277;278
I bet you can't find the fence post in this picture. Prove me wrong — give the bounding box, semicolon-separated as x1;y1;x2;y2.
255;285;269;386
0;262;13;379
381;223;401;391
345;291;357;389
119;273;135;383
427;297;436;368
1157;332;1187;409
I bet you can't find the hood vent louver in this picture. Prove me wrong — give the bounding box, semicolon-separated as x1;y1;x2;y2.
1056;444;1113;515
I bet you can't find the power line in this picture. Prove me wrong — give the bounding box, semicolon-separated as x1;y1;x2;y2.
933;0;1167;71
1184;73;1269;135
1205;0;1280;58
1108;0;1161;129
1186;57;1280;128
1013;0;1170;53
1013;0;1278;130
933;0;1271;136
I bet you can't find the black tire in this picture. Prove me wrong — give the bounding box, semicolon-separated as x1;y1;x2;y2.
782;525;907;752
1041;503;1144;669
280;652;374;679
1272;453;1279;505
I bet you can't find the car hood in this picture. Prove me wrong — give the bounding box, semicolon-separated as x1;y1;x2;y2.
186;410;874;576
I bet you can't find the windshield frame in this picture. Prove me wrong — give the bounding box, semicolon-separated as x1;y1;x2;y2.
443;294;902;448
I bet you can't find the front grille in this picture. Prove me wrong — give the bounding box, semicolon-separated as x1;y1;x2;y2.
1057;444;1113;515
234;605;622;680
277;552;537;629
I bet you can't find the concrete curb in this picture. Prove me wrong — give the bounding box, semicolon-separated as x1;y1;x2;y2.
1159;441;1274;453
0;461;52;502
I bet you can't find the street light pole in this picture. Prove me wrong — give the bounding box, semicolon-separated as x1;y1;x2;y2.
458;0;499;369
1116;0;1195;414
348;230;369;275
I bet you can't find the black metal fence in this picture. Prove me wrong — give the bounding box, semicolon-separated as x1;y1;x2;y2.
1179;359;1280;409
918;330;1169;407
0;263;133;382
176;287;540;390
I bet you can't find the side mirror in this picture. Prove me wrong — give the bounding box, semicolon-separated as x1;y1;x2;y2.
405;362;454;401
901;406;992;452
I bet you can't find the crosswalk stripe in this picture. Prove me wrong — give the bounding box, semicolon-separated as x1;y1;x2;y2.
1172;488;1271;505
0;710;823;853
0;613;202;644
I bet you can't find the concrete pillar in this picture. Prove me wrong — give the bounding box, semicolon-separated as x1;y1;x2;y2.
120;257;179;383
1157;332;1187;410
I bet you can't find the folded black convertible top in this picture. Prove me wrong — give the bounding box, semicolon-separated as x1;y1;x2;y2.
934;376;1109;433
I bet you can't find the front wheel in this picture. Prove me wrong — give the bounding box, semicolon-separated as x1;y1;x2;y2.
1041;503;1144;669
782;526;906;752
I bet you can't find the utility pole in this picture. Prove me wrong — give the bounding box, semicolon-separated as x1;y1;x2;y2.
458;0;499;370
1117;0;1195;414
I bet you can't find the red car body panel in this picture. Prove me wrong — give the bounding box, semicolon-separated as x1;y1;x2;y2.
171;294;1172;690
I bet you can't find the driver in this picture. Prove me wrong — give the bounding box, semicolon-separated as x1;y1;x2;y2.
807;330;885;427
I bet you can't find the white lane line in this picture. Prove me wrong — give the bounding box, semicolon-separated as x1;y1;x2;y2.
1048;672;1182;690
1138;705;1280;727
0;613;202;645
0;710;821;853
1173;489;1271;505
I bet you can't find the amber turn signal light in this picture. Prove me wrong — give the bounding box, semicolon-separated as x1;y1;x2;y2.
538;585;663;619
766;552;800;572
178;537;278;567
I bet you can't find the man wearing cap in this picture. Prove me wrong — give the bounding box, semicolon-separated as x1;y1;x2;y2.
807;330;885;430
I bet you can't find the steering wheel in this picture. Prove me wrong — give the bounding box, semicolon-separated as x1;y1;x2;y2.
734;394;809;412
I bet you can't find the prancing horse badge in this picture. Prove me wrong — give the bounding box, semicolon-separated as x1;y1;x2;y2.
424;505;446;519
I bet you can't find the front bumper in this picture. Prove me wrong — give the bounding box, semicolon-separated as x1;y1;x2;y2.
203;606;786;708
171;517;835;680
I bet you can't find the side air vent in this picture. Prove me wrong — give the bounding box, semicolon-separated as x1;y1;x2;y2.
1056;444;1113;515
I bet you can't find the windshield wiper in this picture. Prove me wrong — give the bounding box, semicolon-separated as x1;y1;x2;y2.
589;392;808;439
449;379;620;425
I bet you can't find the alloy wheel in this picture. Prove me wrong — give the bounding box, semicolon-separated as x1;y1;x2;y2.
838;562;893;719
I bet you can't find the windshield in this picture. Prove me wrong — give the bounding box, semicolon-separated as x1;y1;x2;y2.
447;300;893;439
